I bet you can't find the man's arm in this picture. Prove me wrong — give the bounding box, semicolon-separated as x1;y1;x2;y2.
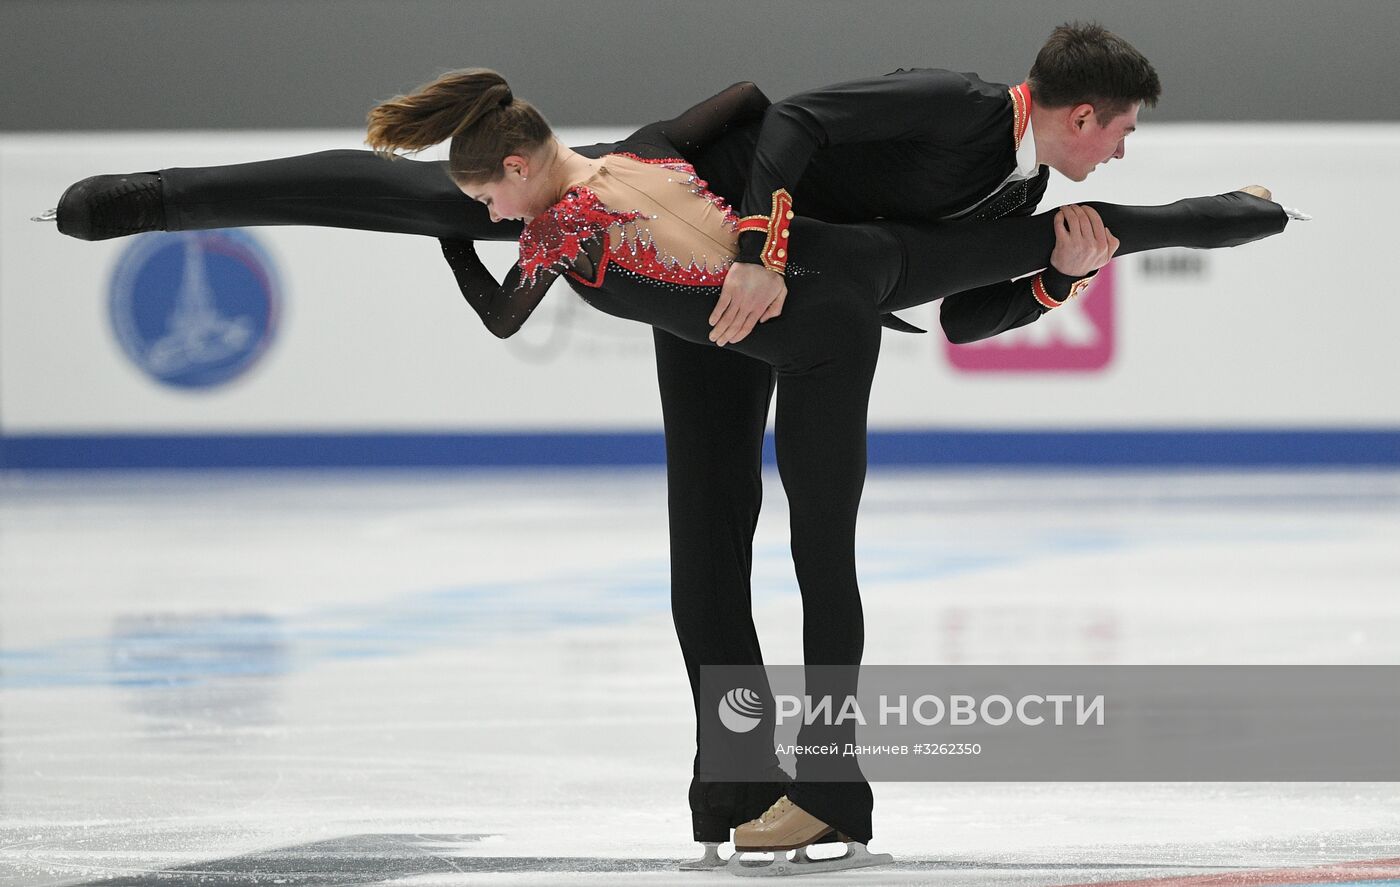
710;69;999;346
939;205;1116;344
735;68;993;268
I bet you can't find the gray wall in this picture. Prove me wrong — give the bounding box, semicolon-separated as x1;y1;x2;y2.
3;0;1397;131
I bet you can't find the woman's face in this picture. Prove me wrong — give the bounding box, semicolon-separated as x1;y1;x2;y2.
460;155;539;223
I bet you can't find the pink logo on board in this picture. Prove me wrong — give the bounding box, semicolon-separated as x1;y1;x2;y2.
944;262;1115;372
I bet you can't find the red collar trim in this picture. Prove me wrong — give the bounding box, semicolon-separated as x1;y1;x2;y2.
1010;82;1032;151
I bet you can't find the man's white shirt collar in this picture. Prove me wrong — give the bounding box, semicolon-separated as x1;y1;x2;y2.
1016;118;1039;179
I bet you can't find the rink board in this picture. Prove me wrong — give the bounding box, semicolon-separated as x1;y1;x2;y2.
1;125;1396;467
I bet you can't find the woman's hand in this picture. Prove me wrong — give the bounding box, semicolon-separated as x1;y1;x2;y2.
709;262;786;346
1050;204;1120;277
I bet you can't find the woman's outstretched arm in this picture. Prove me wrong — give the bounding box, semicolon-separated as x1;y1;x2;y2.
878;191;1290;344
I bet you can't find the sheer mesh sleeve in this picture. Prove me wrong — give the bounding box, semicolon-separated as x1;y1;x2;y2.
437;187;625;338
438;239;557;338
623;81;771;157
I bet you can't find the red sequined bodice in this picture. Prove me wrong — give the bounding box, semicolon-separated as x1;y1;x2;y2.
517;154;740;290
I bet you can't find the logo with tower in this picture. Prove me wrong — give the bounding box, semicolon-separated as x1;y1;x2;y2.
109;230;281;389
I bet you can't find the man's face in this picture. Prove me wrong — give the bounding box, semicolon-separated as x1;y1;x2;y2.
1060;103;1140;181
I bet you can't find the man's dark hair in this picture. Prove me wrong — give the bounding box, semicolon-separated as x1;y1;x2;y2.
1028;22;1161;122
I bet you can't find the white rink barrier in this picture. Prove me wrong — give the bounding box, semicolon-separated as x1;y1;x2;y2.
1;126;1395;467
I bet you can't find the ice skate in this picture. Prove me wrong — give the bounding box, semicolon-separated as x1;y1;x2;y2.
52;172;166;240
680;841;729;871
681;777;788;871
725;796;893;877
1236;184;1312;221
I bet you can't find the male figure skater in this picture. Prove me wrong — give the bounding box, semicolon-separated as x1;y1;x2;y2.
661;22;1166;870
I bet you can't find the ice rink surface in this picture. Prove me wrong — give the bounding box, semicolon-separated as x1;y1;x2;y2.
1;468;1398;886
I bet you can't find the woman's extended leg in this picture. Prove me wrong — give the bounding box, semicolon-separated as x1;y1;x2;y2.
164;150;502;238
57;150;521;241
888;191;1288;309
879;191;1290;342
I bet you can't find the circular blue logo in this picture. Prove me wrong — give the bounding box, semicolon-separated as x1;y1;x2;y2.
109;230;280;389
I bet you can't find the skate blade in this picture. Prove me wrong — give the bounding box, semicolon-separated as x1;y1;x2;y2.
31;208;58;222
1283;206;1313;221
725;842;893;877
679;842;728;872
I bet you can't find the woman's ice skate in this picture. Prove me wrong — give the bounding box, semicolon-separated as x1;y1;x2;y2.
723;796;892;877
33;172;166;240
